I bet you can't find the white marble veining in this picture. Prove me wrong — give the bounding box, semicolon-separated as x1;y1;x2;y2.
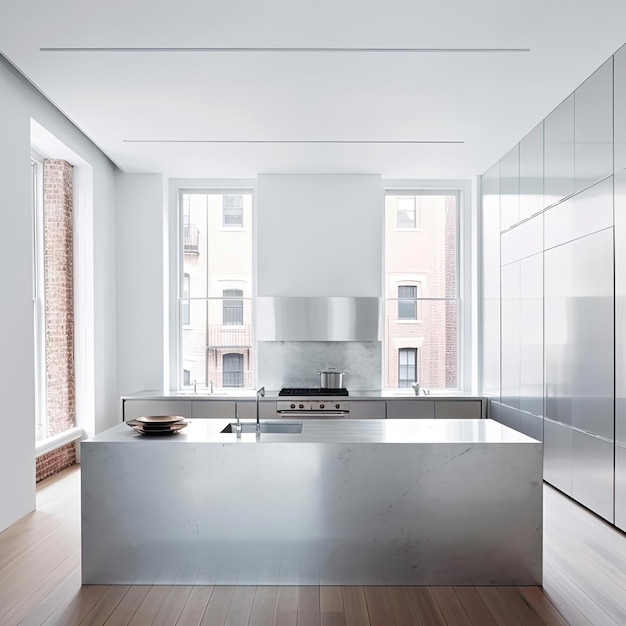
257;340;381;390
81;419;542;586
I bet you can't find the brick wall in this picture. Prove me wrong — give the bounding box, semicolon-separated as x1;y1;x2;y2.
43;159;76;437
36;442;76;483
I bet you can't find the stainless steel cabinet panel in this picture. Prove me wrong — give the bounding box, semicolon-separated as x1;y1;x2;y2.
500;214;543;265
616;44;626;173
615;443;626;531
519;122;544;220
434;401;482;419
616;169;626;445
544;94;575;208
349;401;386;419
123;400;192;420
489;401;520;433
544;229;614;439
572;430;614;522
385;400;435;419
575;58;613;193
501;261;520;409
235;401;277;420
519;410;543;442
544;176;613;251
520;253;543;417
481;163;501;398
543;419;573;495
500;145;520;231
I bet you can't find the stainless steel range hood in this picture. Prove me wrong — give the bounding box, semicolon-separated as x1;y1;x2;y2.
256;296;381;341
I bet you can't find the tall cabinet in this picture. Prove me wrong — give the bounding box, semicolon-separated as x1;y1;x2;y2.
481;49;625;526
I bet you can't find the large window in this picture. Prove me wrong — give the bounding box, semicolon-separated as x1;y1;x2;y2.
179;190;253;390
384;191;459;390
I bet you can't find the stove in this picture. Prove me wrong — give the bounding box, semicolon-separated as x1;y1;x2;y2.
278;387;349;397
277;388;350;416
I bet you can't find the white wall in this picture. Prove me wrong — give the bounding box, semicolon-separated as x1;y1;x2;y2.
257;174;382;297
0;55;117;532
115;173;165;399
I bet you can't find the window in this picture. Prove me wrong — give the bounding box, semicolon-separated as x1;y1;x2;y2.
223;353;244;387
396;196;418;229
179;190;253;390
384;191;459;389
223;194;243;227
183;369;191;386
182;273;190;325
398;285;417;320
398;348;417;388
223;288;243;325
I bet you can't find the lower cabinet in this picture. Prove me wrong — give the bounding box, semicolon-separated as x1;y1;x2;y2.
349;401;386;419
235;401;277;420
434;400;482;419
386;401;435;419
191;401;236;419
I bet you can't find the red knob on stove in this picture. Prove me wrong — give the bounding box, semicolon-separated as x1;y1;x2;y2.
290;403;295;409
320;403;325;409
335;403;340;409
299;404;304;409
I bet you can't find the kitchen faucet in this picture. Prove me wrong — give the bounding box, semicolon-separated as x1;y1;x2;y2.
192;379;197;394
256;386;265;435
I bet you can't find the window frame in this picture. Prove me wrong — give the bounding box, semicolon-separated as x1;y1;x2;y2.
169;181;256;392
222;193;244;228
222;352;244;388
382;183;470;391
398;348;418;388
222;288;244;326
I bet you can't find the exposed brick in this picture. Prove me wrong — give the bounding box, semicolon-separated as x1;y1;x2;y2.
35;442;76;483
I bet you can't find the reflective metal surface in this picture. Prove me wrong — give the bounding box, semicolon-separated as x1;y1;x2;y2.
544;94;575;209
480;162;501;398
615;169;626;446
81;420;541;585
616;44;626;173
544;228;614;439
615;443;626;531
500;214;543;266
519;122;544;221
256;297;381;341
544;176;613;251
572;430;614;522
500;261;520;409
574;58;613;194
499;145;520;231
520;253;543;417
221;422;303;434
543;418;573;496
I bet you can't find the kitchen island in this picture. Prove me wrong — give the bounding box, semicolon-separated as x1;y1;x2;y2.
81;419;542;585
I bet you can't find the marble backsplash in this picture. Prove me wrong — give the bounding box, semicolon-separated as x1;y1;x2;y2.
257;341;381;390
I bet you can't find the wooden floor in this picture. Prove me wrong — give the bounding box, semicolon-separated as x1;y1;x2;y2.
1;468;625;625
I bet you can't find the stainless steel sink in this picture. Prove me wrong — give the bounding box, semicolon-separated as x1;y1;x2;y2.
221;422;303;434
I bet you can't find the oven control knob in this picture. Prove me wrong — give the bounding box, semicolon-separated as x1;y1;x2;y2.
335;403;340;409
290;403;295;409
320;403;325;409
299;404;304;409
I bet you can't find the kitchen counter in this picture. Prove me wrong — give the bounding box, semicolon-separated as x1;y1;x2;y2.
82;418;541;586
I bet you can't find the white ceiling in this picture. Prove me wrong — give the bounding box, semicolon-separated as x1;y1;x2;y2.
2;0;626;179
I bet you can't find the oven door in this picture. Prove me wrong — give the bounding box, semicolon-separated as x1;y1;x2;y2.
277;410;349;419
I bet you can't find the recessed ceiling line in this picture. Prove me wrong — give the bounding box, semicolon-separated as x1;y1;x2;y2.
40;46;530;53
123;139;464;144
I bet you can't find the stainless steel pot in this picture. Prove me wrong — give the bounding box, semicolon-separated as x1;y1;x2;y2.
318;368;346;389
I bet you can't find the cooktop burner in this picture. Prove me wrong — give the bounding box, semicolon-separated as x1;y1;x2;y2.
278;388;349;397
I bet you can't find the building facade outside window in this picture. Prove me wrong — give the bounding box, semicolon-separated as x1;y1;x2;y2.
398;348;417;387
384;191;459;389
179;190;253;390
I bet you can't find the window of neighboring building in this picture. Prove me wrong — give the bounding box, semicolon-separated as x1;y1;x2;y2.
223;194;244;227
384;191;459;390
396;196;419;229
398;285;417;320
223;288;243;325
179;190;253;390
183;369;191;386
398;348;417;388
182;273;190;325
223;353;244;387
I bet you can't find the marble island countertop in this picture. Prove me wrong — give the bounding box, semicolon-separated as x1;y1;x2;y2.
88;418;537;445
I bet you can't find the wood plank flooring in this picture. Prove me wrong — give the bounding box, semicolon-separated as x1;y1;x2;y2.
2;466;626;624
